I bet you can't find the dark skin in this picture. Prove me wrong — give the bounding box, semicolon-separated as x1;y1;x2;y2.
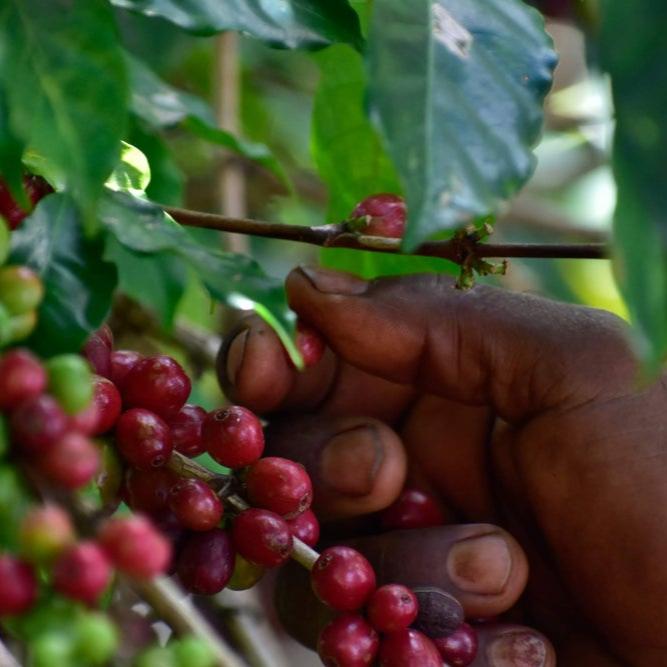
219;266;667;666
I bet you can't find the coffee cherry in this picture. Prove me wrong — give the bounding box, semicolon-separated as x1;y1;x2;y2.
24;174;54;208
110;350;143;390
53;541;112;604
172;636;216;667
367;584;419;633
296;320;325;367
227;553;265;591
20;504;75;562
73;612;119;666
0;554;37;616
40;432;100;489
135;646;175;667
380;488;445;531
46;354;93;414
311;546;376;611
318;614;379;667
202;405;264;468
7;310;37;342
122;355;191;419
287;509;320;547
99;515;171;579
69;401;99;436
0;175;49;230
82;326;113;379
11;394;68;452
169;479;223;531
378;629;441;667
0;219;8;265
176;528;235;595
0;348;47;411
433;623;478;666
88;375;122;435
246;457;312;518
169;404;207;457
232;508;292;567
31;633;73;667
115;408;173;469
124;467;179;514
0;266;44;316
349;194;406;239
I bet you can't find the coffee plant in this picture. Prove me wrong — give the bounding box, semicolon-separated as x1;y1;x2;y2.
0;0;663;665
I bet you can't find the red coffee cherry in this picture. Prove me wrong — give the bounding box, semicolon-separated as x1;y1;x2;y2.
169;479;223;532
40;432;100;489
0;554;37;616
349;193;406;239
232;509;292;568
287;509;320;547
0;348;47;411
176;528;235;595
115;408;173;470
109;350;143;391
378;629;441;667
89;375;122;435
98;515;171;579
82;326;113;379
433;623;479;667
367;584;419;633
296;320;325;367
10;394;68;453
311;546;376;611
0;175;52;230
202;405;264;469
169;404;207;457
124;467;179;515
52;541;112;604
318;614;379;667
380;488;445;531
246;457;312;518
122;355;191;420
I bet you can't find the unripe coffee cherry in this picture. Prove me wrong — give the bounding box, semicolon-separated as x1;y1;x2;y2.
202;405;264;468
53;541;112;604
46;354;93;414
115;408;173;469
20;504;75;562
73;612;119;666
378;629;442;666
317;614;379;667
348;193;406;239
176;528;235;595
0;348;47;411
172;636;216;667
232;508;293;567
227;553;265;591
7;310;37;342
246;457;312;518
0;266;44;315
0;554;37;616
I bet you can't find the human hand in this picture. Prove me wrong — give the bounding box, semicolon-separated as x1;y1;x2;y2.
218;267;666;666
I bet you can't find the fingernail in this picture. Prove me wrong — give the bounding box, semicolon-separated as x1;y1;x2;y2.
487;632;548;667
320;425;383;496
297;266;368;296
225;329;249;386
447;534;512;595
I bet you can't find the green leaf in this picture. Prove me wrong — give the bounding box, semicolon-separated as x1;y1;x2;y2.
312;44;401;222
106;142;152;194
0;88;26;206
9;194;118;355
368;0;557;249
0;0;128;223
113;0;363;49
600;1;667;367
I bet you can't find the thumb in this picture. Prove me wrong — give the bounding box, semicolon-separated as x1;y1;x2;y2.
286;267;636;423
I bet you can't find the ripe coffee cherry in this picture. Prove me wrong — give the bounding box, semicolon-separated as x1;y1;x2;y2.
0;175;51;230
122;355;191;419
46;354;93;414
202;405;264;469
53;541;112;604
169;479;223;531
349;193;406;239
124;467;178;514
380;488;445;531
0;554;37;616
82;326;114;378
232;508;292;567
0;266;44;315
87;375;122;435
0;348;47;411
311;546;376;611
40;432;100;489
109;350;143;390
433;623;478;666
227;553;265;591
246;457;312;518
20;504;75;562
11;394;68;453
176;528;235;595
367;584;419;633
169;404;207;457
318;614;379;667
296;320;325;367
99;515;171;579
115;408;173;469
287;509;320;547
378;629;441;667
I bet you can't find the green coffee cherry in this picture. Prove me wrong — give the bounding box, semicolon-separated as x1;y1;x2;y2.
0;265;44;315
227;553;265;591
96;440;124;511
31;633;74;667
172;637;216;667
0;219;9;265
46;354;93;414
19;504;75;563
0;416;8;459
8;310;37;343
134;646;176;667
0;302;12;347
74;612;119;665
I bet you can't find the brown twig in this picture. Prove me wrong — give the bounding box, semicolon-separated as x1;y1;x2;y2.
164;206;609;263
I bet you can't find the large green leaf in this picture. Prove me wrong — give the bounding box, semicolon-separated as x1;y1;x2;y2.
0;0;128;223
10;195;118;355
312;44;401;222
113;0;363;49
600;1;667;366
0;88;26;206
368;0;557;249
